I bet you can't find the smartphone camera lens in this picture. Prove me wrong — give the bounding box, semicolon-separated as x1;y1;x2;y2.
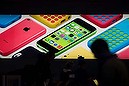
68;16;71;19
27;18;30;21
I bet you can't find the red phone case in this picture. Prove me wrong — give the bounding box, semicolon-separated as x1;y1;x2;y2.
81;14;123;28
0;18;46;56
118;48;129;59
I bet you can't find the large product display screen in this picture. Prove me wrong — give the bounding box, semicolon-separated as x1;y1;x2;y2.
0;14;129;59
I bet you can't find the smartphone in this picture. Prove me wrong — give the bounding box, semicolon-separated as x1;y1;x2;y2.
0;18;46;56
12;46;45;65
0;15;21;28
37;18;97;56
30;15;71;28
0;46;44;73
81;14;123;28
87;18;129;54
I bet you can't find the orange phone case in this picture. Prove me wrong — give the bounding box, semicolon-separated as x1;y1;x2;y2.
30;15;71;28
0;18;46;56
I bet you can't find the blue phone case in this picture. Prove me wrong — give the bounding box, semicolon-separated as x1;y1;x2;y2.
0;15;21;28
88;18;129;53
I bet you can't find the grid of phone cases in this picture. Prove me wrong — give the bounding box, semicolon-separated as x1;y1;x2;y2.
0;14;129;59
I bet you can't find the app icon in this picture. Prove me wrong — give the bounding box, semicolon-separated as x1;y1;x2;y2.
77;33;83;37
69;34;74;37
51;34;56;38
70;39;74;42
64;36;69;40
67;40;71;43
73;36;77;39
65;32;70;35
60;34;65;38
74;31;78;34
57;31;61;35
65;26;71;30
70;23;75;26
54;43;58;46
60;29;65;32
74;26;79;29
45;38;50;42
69;29;75;32
83;31;87;34
49;40;54;44
57;45;63;49
55;37;60;40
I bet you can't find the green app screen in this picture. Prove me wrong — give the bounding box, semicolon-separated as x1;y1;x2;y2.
43;21;90;50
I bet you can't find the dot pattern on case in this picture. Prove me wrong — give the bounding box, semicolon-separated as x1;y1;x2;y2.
88;27;129;52
90;14;117;23
40;15;66;23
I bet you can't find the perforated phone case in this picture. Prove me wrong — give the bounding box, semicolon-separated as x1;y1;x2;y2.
31;15;71;28
81;14;123;28
88;27;129;53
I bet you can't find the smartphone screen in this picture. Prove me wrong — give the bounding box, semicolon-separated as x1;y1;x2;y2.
43;21;90;50
37;18;96;56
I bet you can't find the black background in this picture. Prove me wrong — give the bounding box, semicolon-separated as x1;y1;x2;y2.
0;1;128;14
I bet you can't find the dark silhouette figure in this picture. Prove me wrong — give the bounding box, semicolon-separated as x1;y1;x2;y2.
34;51;55;86
73;56;96;86
19;50;54;86
22;64;35;86
90;38;129;86
57;61;74;86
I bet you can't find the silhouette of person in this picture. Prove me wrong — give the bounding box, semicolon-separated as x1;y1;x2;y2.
57;61;74;86
73;56;95;86
90;38;129;86
34;51;55;86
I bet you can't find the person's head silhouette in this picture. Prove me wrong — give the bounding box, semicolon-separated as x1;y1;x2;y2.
90;38;111;59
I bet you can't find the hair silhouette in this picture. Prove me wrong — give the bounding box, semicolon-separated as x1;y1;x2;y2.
90;38;111;59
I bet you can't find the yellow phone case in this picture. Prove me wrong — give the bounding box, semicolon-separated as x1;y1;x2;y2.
61;46;96;59
30;15;71;28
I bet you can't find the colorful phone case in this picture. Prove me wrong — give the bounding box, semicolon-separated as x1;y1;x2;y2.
81;14;123;28
0;18;46;56
87;18;129;54
0;15;21;28
61;46;95;59
30;15;71;28
117;48;129;59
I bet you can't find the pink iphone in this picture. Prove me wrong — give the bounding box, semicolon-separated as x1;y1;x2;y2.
0;18;46;56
